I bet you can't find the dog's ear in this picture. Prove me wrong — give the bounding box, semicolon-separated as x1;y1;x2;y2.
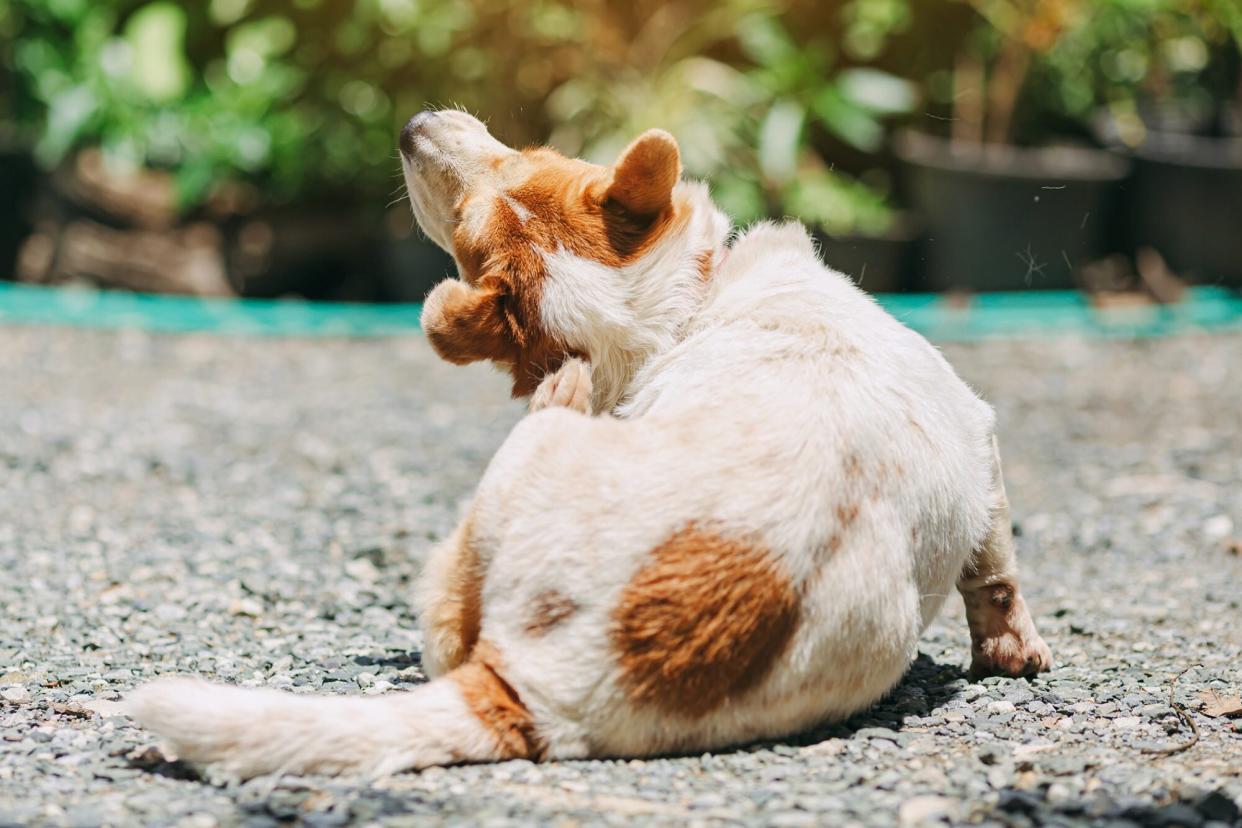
420;276;523;365
606;129;681;217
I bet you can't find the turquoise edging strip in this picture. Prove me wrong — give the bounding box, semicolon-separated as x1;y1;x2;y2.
0;282;423;337
1;281;1240;341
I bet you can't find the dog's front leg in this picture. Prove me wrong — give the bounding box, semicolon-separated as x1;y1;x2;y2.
957;436;1053;679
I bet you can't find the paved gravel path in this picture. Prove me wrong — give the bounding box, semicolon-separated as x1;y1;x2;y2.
1;326;1240;827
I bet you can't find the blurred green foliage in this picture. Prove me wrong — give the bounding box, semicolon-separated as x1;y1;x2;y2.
1033;0;1242;140
0;0;1237;228
944;0;1242;145
1;0;474;205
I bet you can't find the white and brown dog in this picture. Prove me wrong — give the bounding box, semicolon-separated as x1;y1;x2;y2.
129;110;1051;779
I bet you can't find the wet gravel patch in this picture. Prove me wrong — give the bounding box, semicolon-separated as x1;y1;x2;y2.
1;326;1239;826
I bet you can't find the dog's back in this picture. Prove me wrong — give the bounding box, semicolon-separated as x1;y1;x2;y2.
467;222;999;756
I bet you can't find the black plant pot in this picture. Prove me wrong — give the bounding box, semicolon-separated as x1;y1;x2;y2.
0;142;36;280
1124;132;1242;286
813;216;919;294
896;131;1130;292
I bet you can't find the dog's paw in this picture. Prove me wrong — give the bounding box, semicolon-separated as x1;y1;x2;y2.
530;358;593;415
969;628;1053;680
965;584;1053;679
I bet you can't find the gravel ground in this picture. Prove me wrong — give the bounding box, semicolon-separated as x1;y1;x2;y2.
1;325;1240;827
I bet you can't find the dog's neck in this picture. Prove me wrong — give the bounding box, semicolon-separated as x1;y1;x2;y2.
541;182;732;412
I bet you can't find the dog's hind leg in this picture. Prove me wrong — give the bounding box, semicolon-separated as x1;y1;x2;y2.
529;358;594;415
416;367;593;680
415;516;484;678
956;435;1053;679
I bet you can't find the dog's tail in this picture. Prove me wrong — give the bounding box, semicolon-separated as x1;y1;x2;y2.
126;656;541;779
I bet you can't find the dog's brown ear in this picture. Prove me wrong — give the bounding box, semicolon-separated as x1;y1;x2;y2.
606;129;681;217
420;276;522;365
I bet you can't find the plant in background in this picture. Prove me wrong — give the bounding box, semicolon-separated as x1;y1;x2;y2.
542;1;915;237
1030;0;1242;144
721;12;915;236
946;0;1084;147
941;0;1241;148
2;0;475;209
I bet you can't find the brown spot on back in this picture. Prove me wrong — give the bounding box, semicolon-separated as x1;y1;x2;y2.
452;641;544;761
843;454;862;478
836;502;859;528
523;590;578;636
611;524;800;718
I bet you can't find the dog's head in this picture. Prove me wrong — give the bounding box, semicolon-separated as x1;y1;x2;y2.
399;110;728;402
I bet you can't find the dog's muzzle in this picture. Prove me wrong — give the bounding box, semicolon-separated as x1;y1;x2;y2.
399;111;436;158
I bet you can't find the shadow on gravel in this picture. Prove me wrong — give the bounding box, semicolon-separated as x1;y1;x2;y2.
765;652;969;749
125;746;202;782
983;786;1241;827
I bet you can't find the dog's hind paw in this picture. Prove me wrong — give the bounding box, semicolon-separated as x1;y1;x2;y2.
530;358;593;415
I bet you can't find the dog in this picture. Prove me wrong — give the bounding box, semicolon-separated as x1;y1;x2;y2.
128;110;1051;779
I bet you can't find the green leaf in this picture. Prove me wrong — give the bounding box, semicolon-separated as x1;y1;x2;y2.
124;2;191;103
36;83;95;165
736;14;798;69
811;85;883;152
757;98;805;185
837;68;916;115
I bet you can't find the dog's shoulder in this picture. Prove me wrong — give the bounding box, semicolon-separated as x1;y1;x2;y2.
717;221;821;283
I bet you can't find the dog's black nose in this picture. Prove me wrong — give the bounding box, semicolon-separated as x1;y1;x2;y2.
399;111;435;157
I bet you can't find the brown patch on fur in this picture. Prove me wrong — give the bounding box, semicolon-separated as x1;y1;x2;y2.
422;279;521;369
605;129;681;217
843;453;862;478
836;502;859;529
453;641;544;760
826;533;843;554
429;137;688;397
960;580;1020;652
695;250;714;282
524;590;578;636
429;199;585;396
985;582;1014;611
611;524;800;718
907;415;930;443
504;150;685;267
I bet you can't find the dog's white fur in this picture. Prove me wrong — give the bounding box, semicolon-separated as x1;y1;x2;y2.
129;111;1050;779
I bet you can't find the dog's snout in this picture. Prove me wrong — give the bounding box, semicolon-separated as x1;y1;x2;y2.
399;111;436;157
